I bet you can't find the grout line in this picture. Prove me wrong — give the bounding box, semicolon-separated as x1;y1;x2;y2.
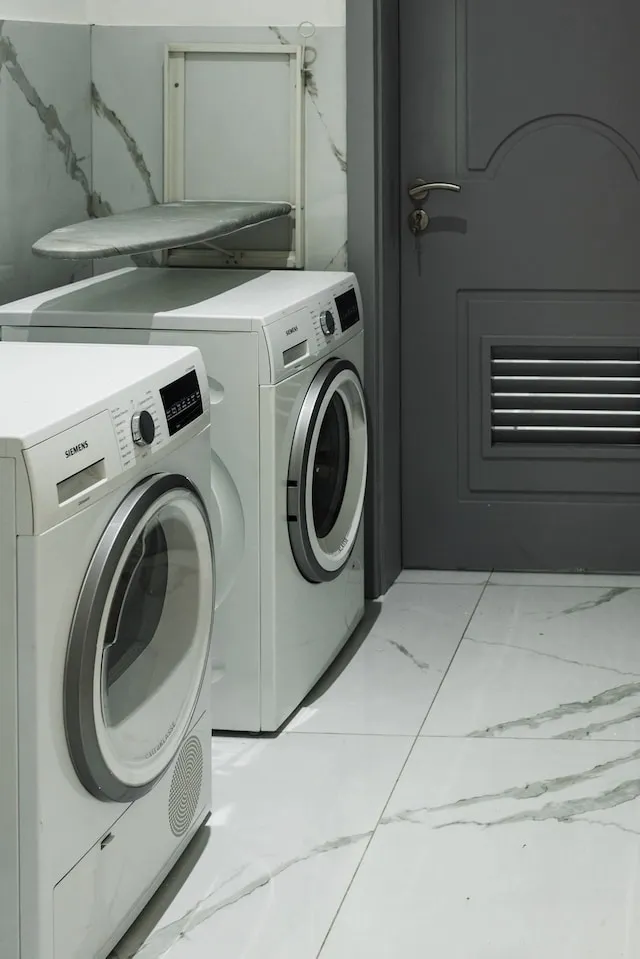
284;732;640;746
285;729;640;744
283;736;422;741
487;578;640;589
415;579;491;737
315;579;491;957
394;579;491;587
411;733;640;744
397;576;640;590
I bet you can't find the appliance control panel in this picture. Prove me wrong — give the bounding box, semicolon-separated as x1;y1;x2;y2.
264;278;364;382
110;389;162;471
23;357;208;534
111;368;204;468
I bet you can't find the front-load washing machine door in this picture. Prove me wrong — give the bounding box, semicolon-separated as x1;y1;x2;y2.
288;358;368;583
64;473;214;803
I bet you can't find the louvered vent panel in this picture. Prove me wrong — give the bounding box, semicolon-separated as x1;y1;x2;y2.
491;347;640;445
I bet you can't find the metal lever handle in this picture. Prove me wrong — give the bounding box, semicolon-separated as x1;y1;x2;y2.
408;179;461;203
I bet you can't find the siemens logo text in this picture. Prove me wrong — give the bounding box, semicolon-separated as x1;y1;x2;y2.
65;441;88;459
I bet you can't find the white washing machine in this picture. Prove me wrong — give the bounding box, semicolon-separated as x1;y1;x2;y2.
0;342;214;959
0;269;368;731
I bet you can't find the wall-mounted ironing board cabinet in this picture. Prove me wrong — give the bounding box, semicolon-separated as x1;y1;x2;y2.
34;42;305;269
165;42;305;269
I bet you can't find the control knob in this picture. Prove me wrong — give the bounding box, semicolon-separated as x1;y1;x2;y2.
320;309;336;337
131;409;156;447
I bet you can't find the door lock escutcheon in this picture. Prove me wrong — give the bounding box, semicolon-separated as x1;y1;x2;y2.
409;209;430;235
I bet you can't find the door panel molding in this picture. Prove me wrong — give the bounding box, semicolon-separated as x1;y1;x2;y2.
483;115;640;180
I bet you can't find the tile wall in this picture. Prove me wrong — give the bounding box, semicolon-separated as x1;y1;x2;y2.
0;16;347;306
91;24;348;272
0;19;92;304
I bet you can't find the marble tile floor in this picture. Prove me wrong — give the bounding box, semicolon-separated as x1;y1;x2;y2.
112;572;640;958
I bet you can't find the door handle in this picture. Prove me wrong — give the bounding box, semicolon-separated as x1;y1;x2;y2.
408;179;461;203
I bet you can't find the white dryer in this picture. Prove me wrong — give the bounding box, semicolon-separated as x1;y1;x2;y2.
0;342;214;959
0;269;368;731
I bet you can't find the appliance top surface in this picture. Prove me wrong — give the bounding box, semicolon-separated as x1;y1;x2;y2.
0;267;359;329
0;341;198;442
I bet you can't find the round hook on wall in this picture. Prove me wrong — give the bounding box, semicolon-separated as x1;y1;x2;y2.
298;21;316;39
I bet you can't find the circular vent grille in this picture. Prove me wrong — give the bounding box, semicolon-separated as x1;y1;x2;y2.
168;735;204;838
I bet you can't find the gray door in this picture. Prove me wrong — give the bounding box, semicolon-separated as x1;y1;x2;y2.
401;0;640;571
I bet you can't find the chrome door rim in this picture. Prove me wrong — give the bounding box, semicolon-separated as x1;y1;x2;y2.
287;359;368;583
64;473;214;803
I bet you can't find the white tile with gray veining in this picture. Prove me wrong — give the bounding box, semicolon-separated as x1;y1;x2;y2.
421;584;640;740
91;24;347;273
109;575;640;958
109;733;411;959
285;583;483;736
0;19;92;304
318;737;640;959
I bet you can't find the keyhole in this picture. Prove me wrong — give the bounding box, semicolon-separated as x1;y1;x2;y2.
409;209;429;235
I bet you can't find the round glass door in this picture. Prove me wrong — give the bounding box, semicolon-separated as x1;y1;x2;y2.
288;359;368;583
64;473;214;803
312;393;351;540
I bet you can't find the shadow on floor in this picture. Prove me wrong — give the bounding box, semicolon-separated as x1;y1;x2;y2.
110;823;211;958
212;601;383;740
302;600;383;706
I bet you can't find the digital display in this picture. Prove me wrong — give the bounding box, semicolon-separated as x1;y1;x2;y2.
160;370;203;436
335;288;360;332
